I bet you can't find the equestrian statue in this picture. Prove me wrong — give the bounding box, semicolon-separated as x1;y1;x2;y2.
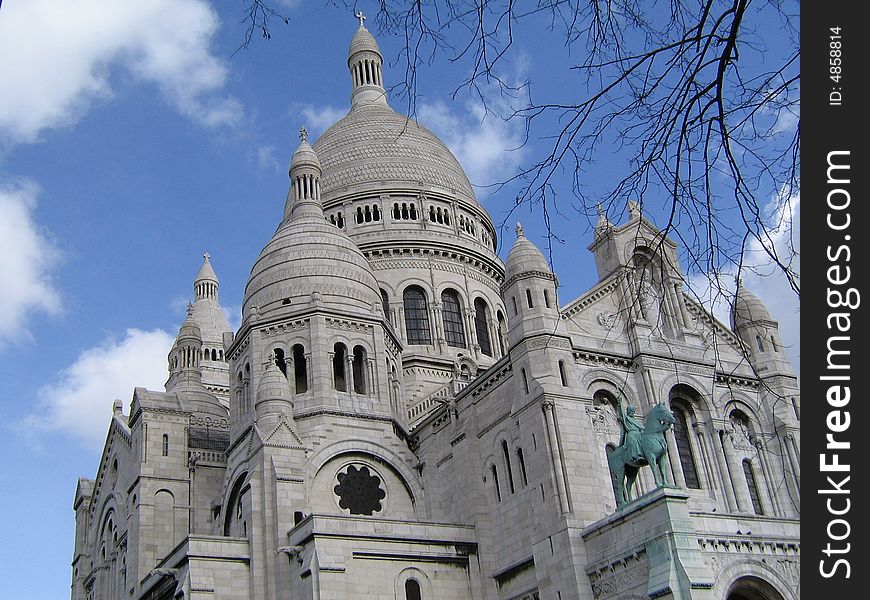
606;397;676;508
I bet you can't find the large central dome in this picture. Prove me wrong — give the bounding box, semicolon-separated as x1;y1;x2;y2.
314;103;476;204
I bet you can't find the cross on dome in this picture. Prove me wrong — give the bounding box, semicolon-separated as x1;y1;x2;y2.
299;126;308;143
203;251;210;261
355;11;366;27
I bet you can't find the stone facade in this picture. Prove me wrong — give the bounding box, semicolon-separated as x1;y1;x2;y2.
71;21;800;600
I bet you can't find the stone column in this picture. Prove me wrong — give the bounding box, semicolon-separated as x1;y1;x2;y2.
432;301;445;352
754;440;779;516
785;433;801;486
465;308;478;358
685;421;709;489
665;428;686;488
711;428;738;511
674;282;693;327
345;354;355;394
692;422;715;494
542;400;570;514
722;430;752;512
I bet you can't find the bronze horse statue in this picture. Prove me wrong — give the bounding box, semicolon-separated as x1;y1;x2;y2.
607;402;676;508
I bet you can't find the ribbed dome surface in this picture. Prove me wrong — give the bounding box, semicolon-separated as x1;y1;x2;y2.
349;25;381;57
731;284;774;330
313;104;476;203
243;217;381;318
505;226;551;281
177;310;202;341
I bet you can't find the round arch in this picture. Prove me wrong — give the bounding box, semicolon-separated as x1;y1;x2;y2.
716;560;797;600
305;439;425;511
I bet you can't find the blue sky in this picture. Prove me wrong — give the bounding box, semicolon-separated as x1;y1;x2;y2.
0;2;798;596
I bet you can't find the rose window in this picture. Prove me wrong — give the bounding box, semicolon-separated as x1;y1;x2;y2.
333;465;386;515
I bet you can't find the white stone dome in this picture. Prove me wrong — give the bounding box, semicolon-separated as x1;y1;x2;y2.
313;104;477;204
731;283;774;330
242;209;382;319
505;224;552;282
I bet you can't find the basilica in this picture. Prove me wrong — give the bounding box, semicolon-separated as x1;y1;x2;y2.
70;20;800;600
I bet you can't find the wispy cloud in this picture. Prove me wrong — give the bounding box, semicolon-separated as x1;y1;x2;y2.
23;328;175;448
687;190;800;371
416;81;527;192
291;104;349;138
0;181;61;345
0;0;240;145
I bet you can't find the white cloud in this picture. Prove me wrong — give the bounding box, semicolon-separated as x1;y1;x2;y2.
293;104;348;137
24;328;175;448
687;192;800;372
0;0;239;145
0;181;61;344
256;145;283;173
417;93;526;190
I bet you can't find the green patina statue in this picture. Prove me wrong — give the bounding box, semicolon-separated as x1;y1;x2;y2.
607;397;676;508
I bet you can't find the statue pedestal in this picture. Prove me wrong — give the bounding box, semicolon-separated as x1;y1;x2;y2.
582;487;715;600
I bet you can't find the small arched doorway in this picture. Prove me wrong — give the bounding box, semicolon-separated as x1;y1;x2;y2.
726;576;785;600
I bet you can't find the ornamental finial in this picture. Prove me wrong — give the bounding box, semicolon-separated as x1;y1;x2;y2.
355;11;366;27
203;251;210;261
299;126;308;143
515;222;525;238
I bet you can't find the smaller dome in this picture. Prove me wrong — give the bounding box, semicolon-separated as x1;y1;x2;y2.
177;305;202;341
257;363;294;406
731;282;774;330
349;25;382;59
290;128;321;173
505;223;552;282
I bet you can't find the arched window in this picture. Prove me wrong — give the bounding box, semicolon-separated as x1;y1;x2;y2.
755;335;764;352
333;343;348;392
353;346;367;394
521;369;529;394
490;464;501;501
403;287;432;345
274;348;287;376
441;289;466;348
292;344;307;393
743;459;764;515
474;298;492;356
405;578;422;600
771;335;779;352
526;289;534;308
161;434;169;457
672;406;700;489
502;440;515;494
543;288;551;308
516;448;528;486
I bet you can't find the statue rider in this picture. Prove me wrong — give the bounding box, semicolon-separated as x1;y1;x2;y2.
617;402;646;464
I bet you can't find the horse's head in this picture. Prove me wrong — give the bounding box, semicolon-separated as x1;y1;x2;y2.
647;403;676;430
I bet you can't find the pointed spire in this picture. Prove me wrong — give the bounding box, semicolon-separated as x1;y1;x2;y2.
594;203;613;237
348;14;387;108
194;252;219;301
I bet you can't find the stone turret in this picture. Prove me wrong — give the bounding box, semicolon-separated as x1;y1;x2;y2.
348;12;387;108
731;281;795;377
501;223;562;347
